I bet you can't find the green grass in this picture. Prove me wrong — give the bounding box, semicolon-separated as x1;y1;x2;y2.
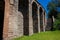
13;31;60;40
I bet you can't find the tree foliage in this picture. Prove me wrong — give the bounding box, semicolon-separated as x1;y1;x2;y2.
54;13;60;30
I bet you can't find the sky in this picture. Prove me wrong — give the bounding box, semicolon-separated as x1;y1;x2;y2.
37;0;51;15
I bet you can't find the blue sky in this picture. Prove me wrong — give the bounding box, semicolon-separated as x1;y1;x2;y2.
37;0;51;14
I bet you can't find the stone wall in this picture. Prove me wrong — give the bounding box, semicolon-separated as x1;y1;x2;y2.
3;0;46;40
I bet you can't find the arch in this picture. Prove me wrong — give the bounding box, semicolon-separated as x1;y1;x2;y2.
39;7;43;31
32;2;38;33
0;0;5;40
18;0;29;35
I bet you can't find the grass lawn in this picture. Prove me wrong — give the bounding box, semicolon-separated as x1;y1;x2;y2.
13;31;60;40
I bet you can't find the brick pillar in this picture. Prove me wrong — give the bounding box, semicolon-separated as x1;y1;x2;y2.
37;7;40;33
3;0;10;40
29;3;33;35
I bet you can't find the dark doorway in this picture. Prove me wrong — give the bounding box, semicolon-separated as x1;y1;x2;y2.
39;7;43;31
0;0;5;40
32;2;38;33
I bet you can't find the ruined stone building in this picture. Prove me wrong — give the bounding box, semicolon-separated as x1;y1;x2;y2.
0;0;46;40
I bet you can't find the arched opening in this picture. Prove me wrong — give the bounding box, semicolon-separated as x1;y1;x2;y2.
18;0;29;35
39;7;43;31
32;2;38;33
0;0;5;40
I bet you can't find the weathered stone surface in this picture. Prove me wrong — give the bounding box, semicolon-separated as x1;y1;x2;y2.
8;0;23;39
17;12;23;37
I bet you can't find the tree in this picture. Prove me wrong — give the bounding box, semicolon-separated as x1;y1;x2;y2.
47;0;60;31
47;0;58;18
54;13;60;30
52;0;60;7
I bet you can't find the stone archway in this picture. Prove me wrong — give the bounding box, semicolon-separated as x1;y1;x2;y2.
0;0;5;40
32;2;38;33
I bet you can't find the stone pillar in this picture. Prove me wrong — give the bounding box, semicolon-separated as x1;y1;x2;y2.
8;4;14;39
17;12;23;37
12;0;19;37
37;7;40;33
3;0;10;40
43;10;45;32
29;2;33;35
